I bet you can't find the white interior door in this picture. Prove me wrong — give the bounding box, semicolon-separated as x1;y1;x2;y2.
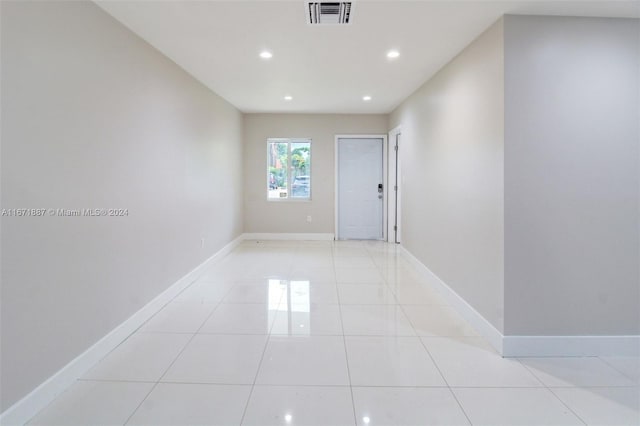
337;138;384;240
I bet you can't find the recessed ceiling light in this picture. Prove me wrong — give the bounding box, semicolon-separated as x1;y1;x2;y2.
284;95;293;101
387;50;400;59
259;51;273;59
363;95;372;101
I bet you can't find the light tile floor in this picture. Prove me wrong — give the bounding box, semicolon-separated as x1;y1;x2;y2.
27;240;640;425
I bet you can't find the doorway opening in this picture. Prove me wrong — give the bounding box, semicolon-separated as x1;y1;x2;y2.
388;126;401;244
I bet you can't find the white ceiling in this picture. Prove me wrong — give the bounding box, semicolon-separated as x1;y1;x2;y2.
96;0;640;114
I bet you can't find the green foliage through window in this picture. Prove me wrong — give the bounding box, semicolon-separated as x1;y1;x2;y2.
268;139;311;200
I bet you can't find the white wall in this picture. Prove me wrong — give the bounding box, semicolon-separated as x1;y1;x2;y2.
243;114;388;234
0;1;243;410
389;20;505;332
503;15;640;336
389;14;639;339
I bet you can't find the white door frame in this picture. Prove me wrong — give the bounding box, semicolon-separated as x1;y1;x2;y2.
388;126;402;243
334;134;388;240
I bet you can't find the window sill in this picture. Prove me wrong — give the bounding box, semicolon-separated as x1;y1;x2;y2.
267;198;312;203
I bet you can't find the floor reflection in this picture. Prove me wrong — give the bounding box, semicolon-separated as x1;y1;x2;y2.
270;280;311;335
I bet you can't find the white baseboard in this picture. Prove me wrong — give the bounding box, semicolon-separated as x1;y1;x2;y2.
503;335;640;357
0;234;243;426
399;245;504;354
400;245;640;358
243;233;335;241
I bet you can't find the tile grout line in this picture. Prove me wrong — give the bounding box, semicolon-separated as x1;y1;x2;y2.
121;381;161;426
123;313;218;423
546;387;589;426
82;376;628;389
369;242;475;425
334;246;359;426
124;246;245;425
238;258;292;425
399;303;474;426
381;243;475;425
516;358;588;425
122;331;202;424
598;356;640;384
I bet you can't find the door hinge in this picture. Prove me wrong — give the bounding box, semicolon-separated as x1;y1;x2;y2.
394;145;398;151
393;225;397;231
394;185;398;191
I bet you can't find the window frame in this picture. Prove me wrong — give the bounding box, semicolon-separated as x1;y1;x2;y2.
266;138;312;202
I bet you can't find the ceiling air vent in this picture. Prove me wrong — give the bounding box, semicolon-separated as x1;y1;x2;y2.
306;2;352;25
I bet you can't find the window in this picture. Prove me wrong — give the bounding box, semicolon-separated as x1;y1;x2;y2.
267;138;311;200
